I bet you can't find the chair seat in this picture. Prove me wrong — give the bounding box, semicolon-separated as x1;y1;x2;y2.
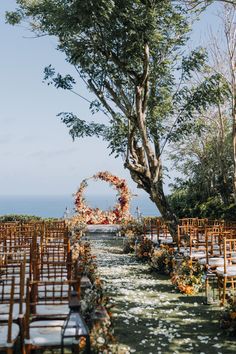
0;323;20;347
28;319;84;346
160;237;173;244
0;303;26;321
38;285;69;299
36;304;69;316
189;252;206;259
199;257;224;267
216;265;236;277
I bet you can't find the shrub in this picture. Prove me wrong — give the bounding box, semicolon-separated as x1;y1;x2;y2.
149;245;175;274
171;259;205;295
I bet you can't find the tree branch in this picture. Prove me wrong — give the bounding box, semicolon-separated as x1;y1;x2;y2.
88;79;117;118
103;81;130;117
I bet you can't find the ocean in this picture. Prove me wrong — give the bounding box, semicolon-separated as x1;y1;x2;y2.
0;194;159;218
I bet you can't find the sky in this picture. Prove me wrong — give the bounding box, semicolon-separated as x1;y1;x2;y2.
0;0;221;200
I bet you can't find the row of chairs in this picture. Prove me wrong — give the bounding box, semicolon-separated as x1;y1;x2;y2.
142;218;170;244
0;220;89;353
143;217;236;304
177;221;236;304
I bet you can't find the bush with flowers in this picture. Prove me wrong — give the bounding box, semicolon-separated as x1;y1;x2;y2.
123;235;136;254
120;220;144;237
149;245;175;275
73;240;115;352
171;258;205;295
74;171;132;224
220;296;236;335
74;241;98;282
121;220;144;253
135;236;154;261
66;216;87;234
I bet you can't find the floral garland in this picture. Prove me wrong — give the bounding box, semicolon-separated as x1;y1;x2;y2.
74;171;131;224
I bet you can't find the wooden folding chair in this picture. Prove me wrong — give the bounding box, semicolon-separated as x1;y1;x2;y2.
216;237;236;304
0;225;35;262
0;257;26;326
23;279;81;354
31;239;72;281
0;277;20;353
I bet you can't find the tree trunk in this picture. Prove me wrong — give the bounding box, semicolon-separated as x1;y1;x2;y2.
233;108;236;201
126;163;179;242
232;62;236;201
149;181;179;242
123;45;180;242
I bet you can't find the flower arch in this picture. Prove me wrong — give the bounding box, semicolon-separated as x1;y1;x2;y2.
74;171;131;224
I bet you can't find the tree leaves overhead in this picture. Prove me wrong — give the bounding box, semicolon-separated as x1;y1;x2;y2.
169;110;234;218
44;65;76;90
6;0;231;155
58;112;107;140
180;48;207;79
170;73;231;141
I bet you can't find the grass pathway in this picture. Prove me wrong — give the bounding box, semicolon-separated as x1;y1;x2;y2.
88;234;236;354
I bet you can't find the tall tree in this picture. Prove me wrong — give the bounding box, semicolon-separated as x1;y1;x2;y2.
182;0;236;9
223;5;236;200
169;105;234;218
6;1;229;237
205;4;236;199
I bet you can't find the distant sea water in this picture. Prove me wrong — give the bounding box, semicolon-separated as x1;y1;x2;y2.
0;195;159;218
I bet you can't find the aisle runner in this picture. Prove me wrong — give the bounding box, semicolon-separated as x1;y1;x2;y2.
89;234;236;354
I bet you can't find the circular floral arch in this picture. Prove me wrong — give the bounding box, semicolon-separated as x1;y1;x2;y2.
74;171;131;224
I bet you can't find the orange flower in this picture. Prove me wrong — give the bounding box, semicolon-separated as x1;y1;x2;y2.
79;337;87;349
230;312;236;320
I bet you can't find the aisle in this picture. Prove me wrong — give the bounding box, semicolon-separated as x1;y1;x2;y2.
88;234;236;354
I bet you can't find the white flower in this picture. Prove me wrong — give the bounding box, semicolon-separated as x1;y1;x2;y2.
212;344;222;348
97;336;105;344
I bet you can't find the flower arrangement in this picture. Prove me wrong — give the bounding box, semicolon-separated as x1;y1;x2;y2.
220;296;236;335
66;216;87;235
171;259;205;295
74;171;132;225
149;245;175;274
72;240;115;352
135;236;154;261
120;220;144;237
90;300;115;354
121;220;144;254
74;241;98;282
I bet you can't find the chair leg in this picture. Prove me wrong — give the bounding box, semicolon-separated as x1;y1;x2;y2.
222;277;227;305
18;317;25;353
218;277;222;301
73;343;80;354
22;344;31;354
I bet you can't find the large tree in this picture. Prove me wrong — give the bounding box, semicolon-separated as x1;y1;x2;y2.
197;3;236;199
6;0;229;237
169;104;234;218
222;5;236;200
182;0;236;9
